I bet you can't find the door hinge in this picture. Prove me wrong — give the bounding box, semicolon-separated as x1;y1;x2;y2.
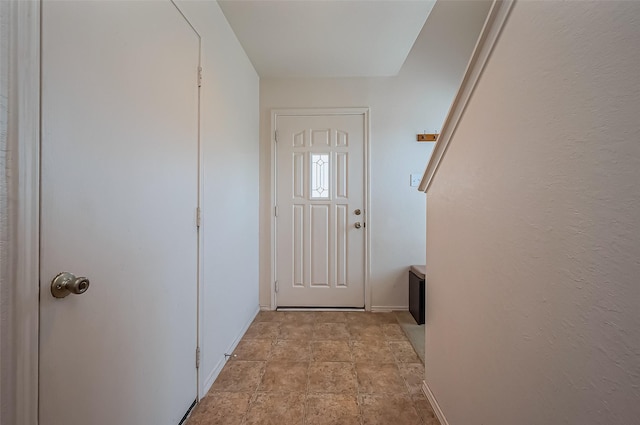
275;281;279;293
198;66;202;87
274;206;278;217
274;130;279;143
196;347;201;369
196;207;201;228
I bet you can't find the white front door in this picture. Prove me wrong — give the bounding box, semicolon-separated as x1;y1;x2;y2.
39;2;199;424
275;111;367;308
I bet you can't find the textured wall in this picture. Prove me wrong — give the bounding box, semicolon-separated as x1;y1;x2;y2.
259;1;492;310
426;1;640;424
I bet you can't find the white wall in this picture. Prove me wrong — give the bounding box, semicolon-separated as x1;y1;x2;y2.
176;1;260;396
425;1;640;424
259;1;492;310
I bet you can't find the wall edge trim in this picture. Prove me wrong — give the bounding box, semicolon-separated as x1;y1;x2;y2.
418;0;515;193
422;380;450;425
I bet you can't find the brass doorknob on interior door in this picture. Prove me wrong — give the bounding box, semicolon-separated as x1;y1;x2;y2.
51;272;90;299
354;222;362;229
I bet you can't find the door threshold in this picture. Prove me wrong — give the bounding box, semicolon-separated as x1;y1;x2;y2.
276;307;365;312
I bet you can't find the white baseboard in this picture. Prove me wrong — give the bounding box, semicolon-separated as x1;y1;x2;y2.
263;305;403;312
371;305;408;312
422;380;449;425
201;306;260;397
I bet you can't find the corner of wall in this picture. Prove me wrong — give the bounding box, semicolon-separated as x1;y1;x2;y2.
422;380;449;425
200;305;260;397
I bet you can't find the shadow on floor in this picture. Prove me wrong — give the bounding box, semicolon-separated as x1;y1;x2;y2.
394;311;425;363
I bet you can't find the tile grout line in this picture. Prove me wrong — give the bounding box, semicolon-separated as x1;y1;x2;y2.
391;316;428;425
239;318;280;425
349;328;366;425
301;319;315;425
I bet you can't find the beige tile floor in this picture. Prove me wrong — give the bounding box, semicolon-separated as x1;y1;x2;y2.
187;311;440;425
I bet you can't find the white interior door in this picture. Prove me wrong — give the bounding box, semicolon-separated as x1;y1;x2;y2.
39;2;199;424
275;112;367;308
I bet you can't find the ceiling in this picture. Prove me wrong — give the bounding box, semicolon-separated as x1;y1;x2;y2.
218;0;437;78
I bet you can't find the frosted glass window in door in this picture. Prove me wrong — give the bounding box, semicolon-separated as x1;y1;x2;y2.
311;154;330;199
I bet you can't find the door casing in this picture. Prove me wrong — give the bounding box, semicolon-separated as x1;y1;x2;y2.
270;108;371;310
13;1;40;424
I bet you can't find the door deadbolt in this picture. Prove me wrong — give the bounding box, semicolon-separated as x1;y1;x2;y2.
51;272;90;299
354;209;361;215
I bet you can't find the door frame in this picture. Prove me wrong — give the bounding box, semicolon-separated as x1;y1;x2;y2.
13;0;41;423
13;2;203;423
270;108;371;310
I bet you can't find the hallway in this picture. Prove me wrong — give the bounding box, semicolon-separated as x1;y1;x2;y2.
187;311;439;425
